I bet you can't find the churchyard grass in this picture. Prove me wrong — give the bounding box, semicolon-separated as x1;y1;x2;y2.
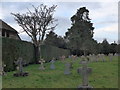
2;56;118;88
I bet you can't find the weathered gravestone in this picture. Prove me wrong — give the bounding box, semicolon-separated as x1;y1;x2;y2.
14;57;28;77
64;62;71;75
0;62;6;76
77;60;93;88
50;58;55;70
92;54;96;62
39;58;45;70
109;53;113;61
69;55;77;69
101;54;106;62
61;55;66;61
95;55;99;62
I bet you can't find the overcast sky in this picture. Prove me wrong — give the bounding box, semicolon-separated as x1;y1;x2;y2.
0;0;119;43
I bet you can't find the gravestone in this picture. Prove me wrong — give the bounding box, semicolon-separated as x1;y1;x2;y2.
114;53;118;56
88;54;92;62
95;55;99;62
77;60;93;88
92;54;96;62
61;55;65;61
0;63;6;76
50;58;55;70
39;58;45;70
64;62;71;75
101;54;105;62
109;53;113;61
14;57;28;77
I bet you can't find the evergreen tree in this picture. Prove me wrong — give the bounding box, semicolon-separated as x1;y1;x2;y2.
101;39;110;55
65;7;97;55
45;31;66;49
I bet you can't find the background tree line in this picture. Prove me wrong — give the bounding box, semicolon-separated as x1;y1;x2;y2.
12;4;119;59
44;7;119;56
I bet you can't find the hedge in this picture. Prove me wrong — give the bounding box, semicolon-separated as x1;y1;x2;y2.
1;37;70;71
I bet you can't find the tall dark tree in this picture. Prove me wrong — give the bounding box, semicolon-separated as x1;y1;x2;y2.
65;7;97;55
109;41;117;54
101;39;110;55
11;4;57;63
44;31;66;49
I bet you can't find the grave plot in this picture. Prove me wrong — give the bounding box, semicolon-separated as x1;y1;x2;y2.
2;56;118;88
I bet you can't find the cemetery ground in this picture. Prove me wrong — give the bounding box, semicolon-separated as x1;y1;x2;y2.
2;56;118;88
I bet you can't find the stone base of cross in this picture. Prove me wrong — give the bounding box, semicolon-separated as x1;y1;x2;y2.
78;85;93;89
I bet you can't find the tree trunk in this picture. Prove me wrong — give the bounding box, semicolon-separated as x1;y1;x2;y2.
34;45;40;64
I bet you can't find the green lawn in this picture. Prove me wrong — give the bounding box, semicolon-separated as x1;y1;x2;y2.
2;56;118;88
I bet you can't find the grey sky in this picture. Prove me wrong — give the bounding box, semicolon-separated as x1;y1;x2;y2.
0;1;118;43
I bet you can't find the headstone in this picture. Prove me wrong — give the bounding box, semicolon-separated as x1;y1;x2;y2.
88;54;92;62
61;55;65;61
114;53;118;56
64;62;71;75
39;58;45;70
77;60;93;88
14;57;24;73
0;63;6;76
50;58;55;70
14;57;28;77
109;53;113;61
101;54;105;62
95;55;99;62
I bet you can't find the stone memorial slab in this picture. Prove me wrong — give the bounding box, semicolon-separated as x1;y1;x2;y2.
50;58;55;70
64;62;71;75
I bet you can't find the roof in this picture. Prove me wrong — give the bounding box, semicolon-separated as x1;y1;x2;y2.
0;19;18;33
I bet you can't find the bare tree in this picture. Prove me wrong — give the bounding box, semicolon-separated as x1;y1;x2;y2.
11;4;57;63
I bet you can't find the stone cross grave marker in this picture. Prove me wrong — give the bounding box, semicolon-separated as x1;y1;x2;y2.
50;58;55;70
64;62;71;75
14;57;28;77
77;60;93;88
39;58;45;70
14;57;24;73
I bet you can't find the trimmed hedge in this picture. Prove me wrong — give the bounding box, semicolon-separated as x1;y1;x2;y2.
1;37;70;71
41;45;70;61
2;37;35;71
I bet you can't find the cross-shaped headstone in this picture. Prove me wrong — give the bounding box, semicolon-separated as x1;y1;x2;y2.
14;57;25;73
39;58;45;70
77;60;93;88
14;57;28;77
50;58;55;70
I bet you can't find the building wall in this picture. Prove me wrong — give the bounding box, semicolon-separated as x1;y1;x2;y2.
9;32;20;40
0;29;20;40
